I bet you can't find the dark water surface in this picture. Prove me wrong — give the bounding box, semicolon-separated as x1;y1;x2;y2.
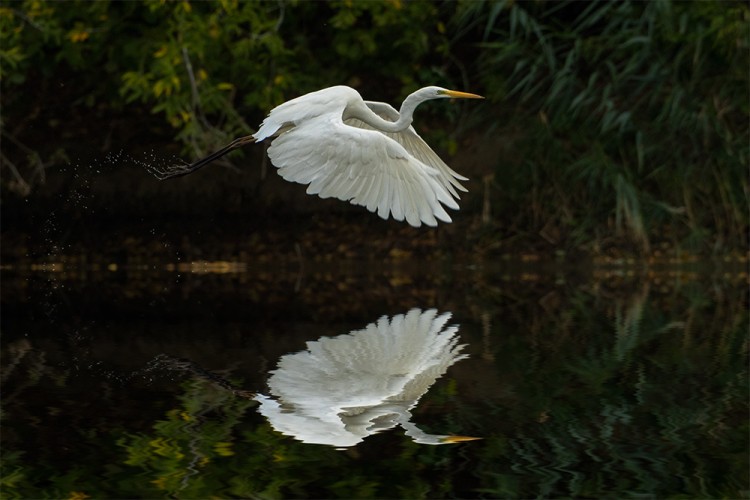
2;255;747;499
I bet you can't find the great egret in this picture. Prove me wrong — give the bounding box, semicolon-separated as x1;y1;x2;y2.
255;309;480;447
152;85;483;227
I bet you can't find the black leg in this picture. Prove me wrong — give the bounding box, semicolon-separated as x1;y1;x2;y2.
149;135;256;180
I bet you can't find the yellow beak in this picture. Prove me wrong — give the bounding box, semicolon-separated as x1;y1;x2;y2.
442;435;483;443
443;90;484;99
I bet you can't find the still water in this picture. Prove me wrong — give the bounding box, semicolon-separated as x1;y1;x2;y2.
2;254;747;498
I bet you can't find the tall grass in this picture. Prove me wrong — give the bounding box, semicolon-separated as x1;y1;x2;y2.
460;0;749;253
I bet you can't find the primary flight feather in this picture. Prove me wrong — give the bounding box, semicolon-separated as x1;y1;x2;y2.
152;85;483;227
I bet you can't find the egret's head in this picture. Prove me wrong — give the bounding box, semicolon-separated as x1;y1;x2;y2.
421;86;484;100
408;434;482;445
400;86;484;119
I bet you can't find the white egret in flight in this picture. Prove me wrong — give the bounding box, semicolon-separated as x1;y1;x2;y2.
152;85;483;227
255;309;480;447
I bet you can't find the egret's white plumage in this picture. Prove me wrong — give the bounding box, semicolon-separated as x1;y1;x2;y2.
153;85;483;227
254;309;478;447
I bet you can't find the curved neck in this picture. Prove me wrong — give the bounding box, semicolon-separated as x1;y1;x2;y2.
399;416;447;445
348;91;426;133
376;403;442;445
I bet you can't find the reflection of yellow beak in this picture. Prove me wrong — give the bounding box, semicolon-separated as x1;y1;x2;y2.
443;90;485;99
442;435;483;443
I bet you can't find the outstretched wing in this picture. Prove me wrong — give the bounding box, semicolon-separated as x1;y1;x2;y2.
345;101;469;198
267;114;459;227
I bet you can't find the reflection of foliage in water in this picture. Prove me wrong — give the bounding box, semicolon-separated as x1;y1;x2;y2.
113;378;470;498
1;279;747;498
470;282;748;498
114;353;476;498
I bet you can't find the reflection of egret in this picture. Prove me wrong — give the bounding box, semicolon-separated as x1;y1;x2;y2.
152;85;483;227
255;309;479;447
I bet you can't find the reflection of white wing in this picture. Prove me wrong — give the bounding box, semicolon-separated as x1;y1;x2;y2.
255;309;469;447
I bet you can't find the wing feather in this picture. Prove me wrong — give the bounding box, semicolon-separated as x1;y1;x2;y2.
268;114;456;227
352;101;469;197
254;86;357;141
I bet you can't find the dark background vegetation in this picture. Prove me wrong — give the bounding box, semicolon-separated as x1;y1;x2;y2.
2;0;748;257
1;2;748;498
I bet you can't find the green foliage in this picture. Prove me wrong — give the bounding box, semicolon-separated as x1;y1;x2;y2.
1;0;747;252
116;1;292;150
0;451;27;494
463;0;749;252
1;0;457;153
